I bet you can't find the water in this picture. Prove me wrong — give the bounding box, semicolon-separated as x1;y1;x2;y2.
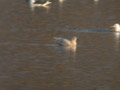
0;0;120;90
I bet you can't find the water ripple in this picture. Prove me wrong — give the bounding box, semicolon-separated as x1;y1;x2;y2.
56;28;113;33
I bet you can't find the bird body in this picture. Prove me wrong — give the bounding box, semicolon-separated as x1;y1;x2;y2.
30;0;52;7
54;37;77;46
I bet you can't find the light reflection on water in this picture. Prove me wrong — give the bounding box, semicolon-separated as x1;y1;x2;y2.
94;0;99;5
55;45;77;60
114;32;120;51
59;0;66;8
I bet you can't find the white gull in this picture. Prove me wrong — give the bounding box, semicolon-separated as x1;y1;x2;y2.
111;23;120;32
30;0;52;7
54;37;77;46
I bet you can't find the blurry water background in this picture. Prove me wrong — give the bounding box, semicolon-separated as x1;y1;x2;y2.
0;0;120;90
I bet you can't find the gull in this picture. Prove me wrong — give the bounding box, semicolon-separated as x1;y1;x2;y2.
54;37;77;53
54;37;77;46
111;23;120;32
30;0;52;7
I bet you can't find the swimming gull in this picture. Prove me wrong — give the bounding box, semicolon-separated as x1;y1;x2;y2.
30;0;52;7
54;37;77;46
111;23;120;32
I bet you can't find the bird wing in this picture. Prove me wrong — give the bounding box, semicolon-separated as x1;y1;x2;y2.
34;0;48;4
54;37;71;46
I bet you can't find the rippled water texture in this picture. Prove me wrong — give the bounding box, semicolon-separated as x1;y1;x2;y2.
0;0;120;90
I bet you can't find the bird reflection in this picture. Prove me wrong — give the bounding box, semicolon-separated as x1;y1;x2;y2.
114;32;120;51
29;0;52;11
56;45;77;60
59;0;65;3
63;45;77;53
59;0;65;8
94;0;99;5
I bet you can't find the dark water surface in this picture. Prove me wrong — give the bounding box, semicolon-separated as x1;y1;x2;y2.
0;0;120;90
